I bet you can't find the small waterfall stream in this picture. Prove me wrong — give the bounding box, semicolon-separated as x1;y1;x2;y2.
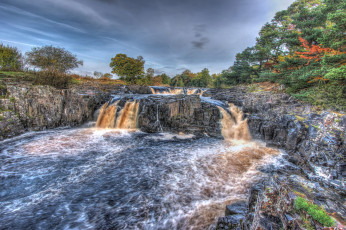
150;87;204;95
218;103;251;141
0;89;289;229
96;100;139;129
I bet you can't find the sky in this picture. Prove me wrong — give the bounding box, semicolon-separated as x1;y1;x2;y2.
0;0;295;77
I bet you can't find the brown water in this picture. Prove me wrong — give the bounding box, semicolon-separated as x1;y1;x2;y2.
0;128;284;229
0;96;287;229
218;103;251;141
96;100;139;129
150;87;204;95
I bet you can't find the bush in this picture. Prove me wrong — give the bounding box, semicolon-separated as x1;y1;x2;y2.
295;197;335;227
0;44;23;71
292;82;346;111
26;46;83;73
33;71;72;89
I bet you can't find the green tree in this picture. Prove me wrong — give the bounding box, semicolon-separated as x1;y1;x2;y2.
170;75;185;87
160;73;171;85
109;53;145;83
213;71;228;88
192;68;212;87
0;44;23;71
144;68;154;85
26;46;83;73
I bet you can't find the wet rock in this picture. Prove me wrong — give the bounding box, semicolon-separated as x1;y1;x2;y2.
225;201;248;216
0;83;110;139
136;95;222;137
216;215;245;230
0;110;25;140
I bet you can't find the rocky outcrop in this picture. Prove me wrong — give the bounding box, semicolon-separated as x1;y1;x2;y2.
137;95;222;136
99;94;223;137
0;83;109;139
207;87;345;229
217;174;345;229
0;82;162;140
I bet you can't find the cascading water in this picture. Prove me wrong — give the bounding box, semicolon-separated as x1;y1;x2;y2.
115;101;139;129
150;87;204;95
96;100;139;129
218;103;251;141
0;91;289;230
96;101;118;128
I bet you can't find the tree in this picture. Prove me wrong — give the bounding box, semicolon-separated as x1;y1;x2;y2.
192;68;212;87
219;0;345;109
93;71;103;78
170;75;185;87
160;73;171;85
144;68;154;85
109;53;145;83
146;68;154;77
0;44;23;71
26;46;83;73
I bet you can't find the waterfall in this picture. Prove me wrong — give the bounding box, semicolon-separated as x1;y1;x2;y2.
186;89;197;95
150;87;156;94
150;87;203;95
95;100;139;129
154;104;163;132
170;88;184;94
116;101;139;129
95;101;118;128
218;103;251;141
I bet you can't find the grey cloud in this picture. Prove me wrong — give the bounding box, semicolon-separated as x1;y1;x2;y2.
192;37;209;49
191;24;209;49
0;0;296;76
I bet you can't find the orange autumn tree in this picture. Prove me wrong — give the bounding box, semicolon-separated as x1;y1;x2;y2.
294;37;345;83
295;37;344;65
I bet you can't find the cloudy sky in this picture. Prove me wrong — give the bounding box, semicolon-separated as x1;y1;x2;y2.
0;0;295;77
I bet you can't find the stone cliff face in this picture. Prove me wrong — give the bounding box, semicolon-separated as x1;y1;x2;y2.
136;95;222;137
205;88;345;229
0;82;152;140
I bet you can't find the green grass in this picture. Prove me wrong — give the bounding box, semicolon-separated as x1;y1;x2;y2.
0;71;36;81
70;78;82;84
294;197;335;227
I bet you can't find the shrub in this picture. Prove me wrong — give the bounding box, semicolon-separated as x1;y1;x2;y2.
33;71;71;89
0;44;23;71
292;82;346;111
26;46;83;73
294;197;335;227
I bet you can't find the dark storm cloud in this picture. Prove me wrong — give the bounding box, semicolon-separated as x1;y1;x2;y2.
191;24;209;49
0;0;295;76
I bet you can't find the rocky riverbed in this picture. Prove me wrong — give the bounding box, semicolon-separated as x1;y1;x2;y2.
0;80;344;229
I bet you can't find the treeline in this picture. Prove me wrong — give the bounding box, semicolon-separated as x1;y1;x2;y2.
217;0;345;109
108;53;216;87
1;0;345;109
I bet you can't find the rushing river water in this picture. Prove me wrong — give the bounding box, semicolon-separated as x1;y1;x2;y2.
0;126;286;230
